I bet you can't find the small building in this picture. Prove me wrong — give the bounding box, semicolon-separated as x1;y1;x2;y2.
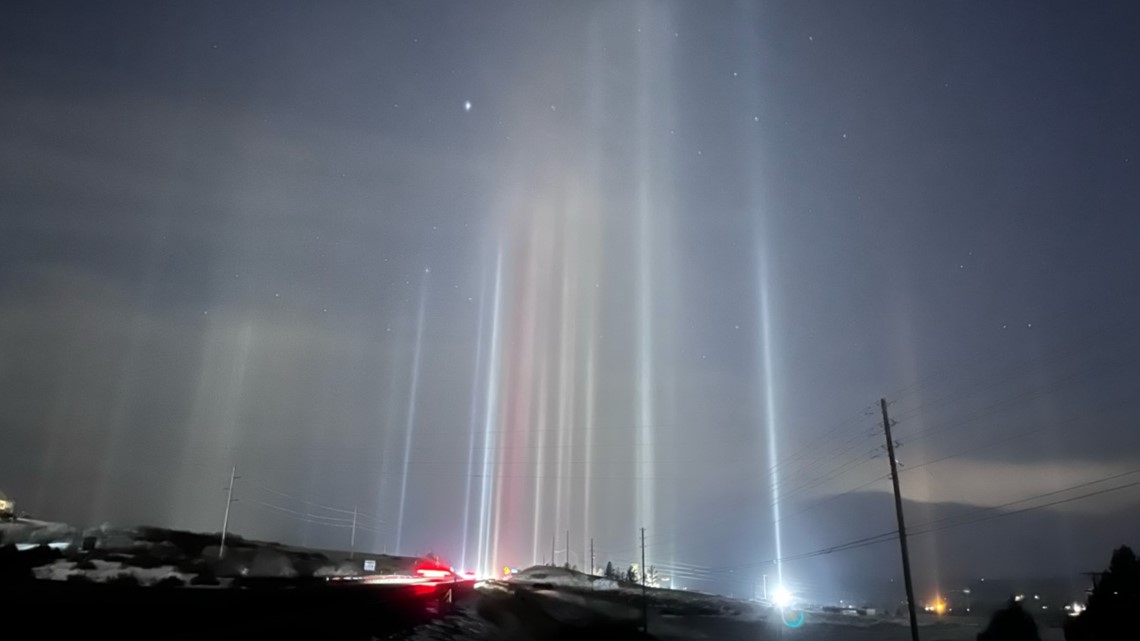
0;490;14;518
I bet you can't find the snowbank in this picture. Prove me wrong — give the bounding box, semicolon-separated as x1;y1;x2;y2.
33;559;193;585
508;566;596;589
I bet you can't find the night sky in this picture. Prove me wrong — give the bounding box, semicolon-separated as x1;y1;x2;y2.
2;1;1139;599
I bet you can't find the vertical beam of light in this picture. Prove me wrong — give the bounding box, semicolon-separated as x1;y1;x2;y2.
94;310;148;522
555;208;578;548
582;332;597;570
94;191;175;524
740;0;783;585
374;309;412;554
633;1;657;542
476;249;504;576
460;268;490;570
171;320;253;530
758;250;783;584
395;281;428;554
582;13;607;570
531;349;550;565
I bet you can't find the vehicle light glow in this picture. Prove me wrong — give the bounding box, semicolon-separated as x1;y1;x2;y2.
416;569;452;578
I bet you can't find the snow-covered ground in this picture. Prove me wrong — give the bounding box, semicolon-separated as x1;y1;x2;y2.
474;566;1069;641
0;517;74;547
32;558;194;585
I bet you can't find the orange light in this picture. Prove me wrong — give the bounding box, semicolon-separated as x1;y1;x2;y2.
933;599;947;615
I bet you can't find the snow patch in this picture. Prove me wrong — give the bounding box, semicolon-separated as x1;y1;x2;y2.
32;559;192;585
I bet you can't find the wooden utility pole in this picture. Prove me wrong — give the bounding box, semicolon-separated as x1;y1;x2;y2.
566;529;570;566
882;398;919;641
590;538;595;575
640;526;648;633
551;534;556;567
219;466;238;559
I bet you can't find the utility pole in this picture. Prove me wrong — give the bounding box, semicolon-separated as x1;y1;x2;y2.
882;398;919;641
219;466;238;559
565;529;569;566
763;573;768;601
590;538;595;575
350;506;358;559
640;526;648;634
551;534;556;567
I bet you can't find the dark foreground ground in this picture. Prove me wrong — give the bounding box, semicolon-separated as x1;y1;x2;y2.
3;576;1071;641
3;578;473;640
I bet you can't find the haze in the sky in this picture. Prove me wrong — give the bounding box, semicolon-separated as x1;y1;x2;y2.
2;1;1138;599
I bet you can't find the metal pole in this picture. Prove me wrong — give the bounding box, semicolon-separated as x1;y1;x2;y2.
350;506;358;559
565;529;569;567
551;534;556;567
882;398;920;641
640;526;648;633
219;465;236;559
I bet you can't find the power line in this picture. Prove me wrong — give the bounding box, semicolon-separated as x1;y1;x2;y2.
699;467;1140;575
251;483;383;524
256;501;384;533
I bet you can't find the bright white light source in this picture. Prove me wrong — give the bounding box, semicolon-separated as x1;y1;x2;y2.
464;100;472;112
772;585;794;608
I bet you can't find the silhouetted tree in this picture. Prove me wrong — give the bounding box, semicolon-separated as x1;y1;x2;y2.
604;561;616;580
1066;545;1139;641
978;599;1040;641
645;565;659;587
625;564;639;584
